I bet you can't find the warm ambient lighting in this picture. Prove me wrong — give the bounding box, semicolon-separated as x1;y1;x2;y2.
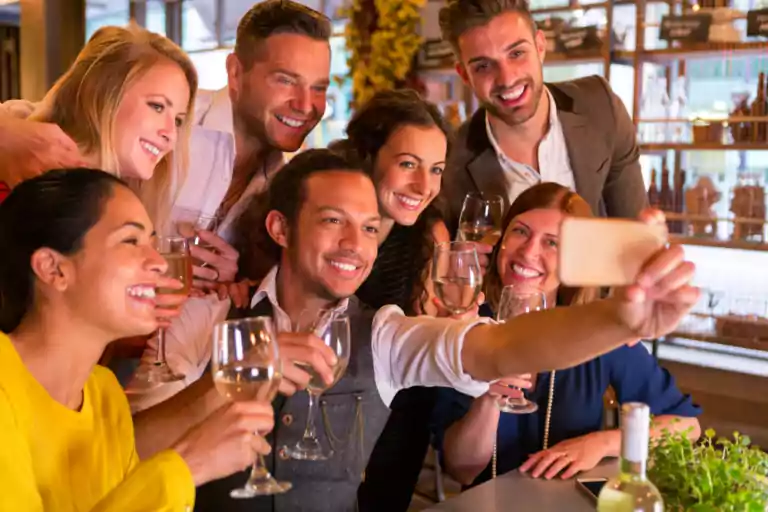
0;0;18;5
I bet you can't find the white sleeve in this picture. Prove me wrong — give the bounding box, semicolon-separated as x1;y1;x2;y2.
371;305;492;407
125;295;230;413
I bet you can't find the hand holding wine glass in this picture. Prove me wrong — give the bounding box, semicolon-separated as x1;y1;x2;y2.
432;242;483;316
211;316;292;497
494;285;547;414
132;236;190;385
284;311;351;461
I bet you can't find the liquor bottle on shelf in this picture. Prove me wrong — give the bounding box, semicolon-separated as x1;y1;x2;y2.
647;168;660;208
751;73;766;143
672;168;687;234
659;163;675;231
597;403;664;512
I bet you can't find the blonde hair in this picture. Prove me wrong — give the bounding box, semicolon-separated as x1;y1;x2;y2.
31;25;198;231
485;182;599;312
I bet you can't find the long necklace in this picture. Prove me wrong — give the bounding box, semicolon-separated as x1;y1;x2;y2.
492;370;557;479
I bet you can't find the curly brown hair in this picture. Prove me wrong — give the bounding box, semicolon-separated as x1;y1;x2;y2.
484;182;599;313
330;89;453;313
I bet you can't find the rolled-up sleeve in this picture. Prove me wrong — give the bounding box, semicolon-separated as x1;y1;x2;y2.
371;305;492;407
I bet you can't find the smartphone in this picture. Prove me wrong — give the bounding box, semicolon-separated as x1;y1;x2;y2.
576;477;608;502
558;217;668;287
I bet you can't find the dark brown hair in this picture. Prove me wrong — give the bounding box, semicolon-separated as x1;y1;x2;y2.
438;0;536;51
329;89;452;314
484;182;598;313
234;149;370;281
235;0;332;70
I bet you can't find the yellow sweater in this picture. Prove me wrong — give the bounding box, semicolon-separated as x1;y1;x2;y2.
0;333;195;511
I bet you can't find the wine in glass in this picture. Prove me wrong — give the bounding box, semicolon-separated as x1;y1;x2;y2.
132;236;190;384
457;192;504;246
495;285;547;414
285;311;351;461
432;241;483;315
211;316;292;497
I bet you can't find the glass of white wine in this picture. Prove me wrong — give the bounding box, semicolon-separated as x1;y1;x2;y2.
211;316;292;498
495;285;547;414
284;311;351;461
457;192;504;246
132;236;190;384
432;241;483;315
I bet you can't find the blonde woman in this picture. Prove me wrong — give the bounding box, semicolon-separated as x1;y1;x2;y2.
30;25;197;230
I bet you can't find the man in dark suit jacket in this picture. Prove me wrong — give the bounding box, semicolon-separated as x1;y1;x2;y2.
438;0;647;231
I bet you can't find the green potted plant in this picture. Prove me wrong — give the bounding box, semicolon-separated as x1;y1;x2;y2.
648;426;768;511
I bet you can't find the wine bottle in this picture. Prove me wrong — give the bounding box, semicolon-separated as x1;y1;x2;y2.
647;168;660;208
752;73;765;143
659;161;674;215
597;403;664;512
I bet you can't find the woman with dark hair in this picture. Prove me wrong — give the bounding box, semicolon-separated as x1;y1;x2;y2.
432;182;701;488
0;169;274;509
330;89;454;511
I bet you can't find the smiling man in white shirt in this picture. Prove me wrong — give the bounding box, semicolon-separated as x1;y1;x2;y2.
125;0;335;406
132;148;700;512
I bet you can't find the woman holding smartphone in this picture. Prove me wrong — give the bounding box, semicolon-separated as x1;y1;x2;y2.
432;182;702;487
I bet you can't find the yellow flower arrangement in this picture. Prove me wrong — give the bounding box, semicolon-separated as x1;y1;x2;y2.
344;0;426;107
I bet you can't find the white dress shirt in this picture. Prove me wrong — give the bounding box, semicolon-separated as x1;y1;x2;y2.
485;86;576;206
129;266;492;412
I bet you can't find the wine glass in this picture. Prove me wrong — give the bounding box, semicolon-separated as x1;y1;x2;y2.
457;192;504;246
495;285;547;414
432;241;483;315
284;311;351;461
211;316;292;497
132;236;190;384
171;208;220;265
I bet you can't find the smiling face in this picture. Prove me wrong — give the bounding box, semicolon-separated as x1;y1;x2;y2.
229;33;331;152
456;11;547;127
113;60;191;180
60;185;167;338
497;208;563;298
374;124;447;226
283;171;381;301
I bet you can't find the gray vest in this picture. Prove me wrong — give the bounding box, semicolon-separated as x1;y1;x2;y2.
195;295;391;512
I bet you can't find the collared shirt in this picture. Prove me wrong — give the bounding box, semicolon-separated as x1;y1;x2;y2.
129;266;493;411
485;87;576;206
170;87;285;242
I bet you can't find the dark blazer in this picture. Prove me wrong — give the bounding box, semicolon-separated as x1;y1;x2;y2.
443;75;648;230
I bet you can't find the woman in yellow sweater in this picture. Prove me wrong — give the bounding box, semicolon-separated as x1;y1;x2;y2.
0;168;275;511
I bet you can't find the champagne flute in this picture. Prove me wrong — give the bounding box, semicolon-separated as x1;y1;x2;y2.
132;236;190;384
211;316;292;497
457;192;504;246
495;285;547;414
284;311;351;461
432;241;483;315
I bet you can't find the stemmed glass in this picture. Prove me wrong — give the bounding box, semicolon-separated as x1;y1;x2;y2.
495;285;547;414
284;310;351;461
132;236;190;384
457;192;504;246
172;208;219;266
211;316;292;497
432;242;483;315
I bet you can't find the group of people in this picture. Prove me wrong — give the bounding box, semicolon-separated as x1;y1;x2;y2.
0;0;702;511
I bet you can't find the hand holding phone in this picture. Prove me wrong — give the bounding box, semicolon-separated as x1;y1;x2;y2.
558;217;668;287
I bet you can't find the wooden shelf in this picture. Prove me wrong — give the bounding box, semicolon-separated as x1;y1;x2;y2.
667;329;768;353
669;235;768;252
640;42;768;64
639;142;768;152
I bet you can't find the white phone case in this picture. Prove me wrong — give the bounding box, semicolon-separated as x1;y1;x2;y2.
558;217;668;287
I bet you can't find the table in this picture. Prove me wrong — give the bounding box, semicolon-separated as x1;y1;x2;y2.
425;460;618;511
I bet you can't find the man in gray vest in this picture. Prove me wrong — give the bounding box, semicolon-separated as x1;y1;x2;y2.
193;149;699;511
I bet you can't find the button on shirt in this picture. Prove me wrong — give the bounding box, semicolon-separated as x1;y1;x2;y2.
485;87;576;206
